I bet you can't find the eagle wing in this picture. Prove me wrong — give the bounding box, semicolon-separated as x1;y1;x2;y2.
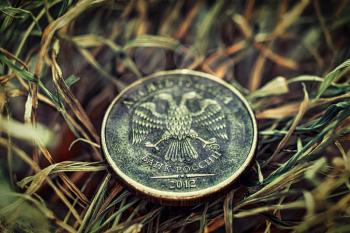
192;99;228;140
131;102;166;144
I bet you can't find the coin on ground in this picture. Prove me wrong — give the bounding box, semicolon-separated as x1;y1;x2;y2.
101;70;257;204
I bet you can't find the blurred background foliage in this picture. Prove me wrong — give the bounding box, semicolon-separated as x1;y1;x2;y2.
0;0;350;232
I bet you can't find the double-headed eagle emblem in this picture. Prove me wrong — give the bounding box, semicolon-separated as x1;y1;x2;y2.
131;91;228;162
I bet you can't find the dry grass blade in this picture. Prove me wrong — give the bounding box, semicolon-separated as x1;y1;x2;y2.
77;173;110;233
267;85;310;164
50;48;99;143
175;0;203;39
234;200;306;218
254;44;299;70
273;0;310;37
199;202;209;233
256;102;301;119
34;0;107;77
224;190;235;233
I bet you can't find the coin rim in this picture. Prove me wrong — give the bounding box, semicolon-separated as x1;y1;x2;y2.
101;69;257;201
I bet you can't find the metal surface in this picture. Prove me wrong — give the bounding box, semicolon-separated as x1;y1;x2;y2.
101;70;257;202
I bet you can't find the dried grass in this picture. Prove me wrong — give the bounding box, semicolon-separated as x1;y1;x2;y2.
0;0;350;232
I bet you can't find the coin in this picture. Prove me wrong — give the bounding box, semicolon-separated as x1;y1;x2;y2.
101;70;257;203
